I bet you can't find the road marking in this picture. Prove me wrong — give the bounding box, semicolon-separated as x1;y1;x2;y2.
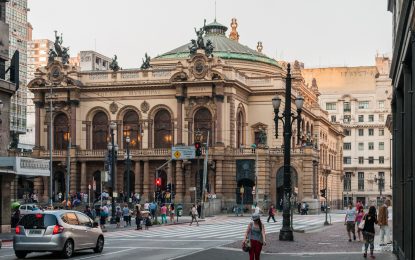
106;239;233;242
105;246;204;250
0;255;15;259
75;248;136;260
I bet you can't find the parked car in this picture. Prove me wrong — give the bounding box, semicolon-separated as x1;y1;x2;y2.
18;204;42;216
13;210;104;259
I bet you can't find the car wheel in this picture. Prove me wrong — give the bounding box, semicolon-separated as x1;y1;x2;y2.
61;240;74;259
93;236;104;253
15;251;28;259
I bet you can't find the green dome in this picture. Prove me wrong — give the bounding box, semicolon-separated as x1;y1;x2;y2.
156;20;280;67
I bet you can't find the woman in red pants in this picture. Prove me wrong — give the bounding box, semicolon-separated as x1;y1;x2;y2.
244;213;266;260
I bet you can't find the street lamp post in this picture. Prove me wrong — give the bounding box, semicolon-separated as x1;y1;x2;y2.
108;122;118;224
272;63;304;241
125;136;131;204
374;174;384;206
323;166;331;226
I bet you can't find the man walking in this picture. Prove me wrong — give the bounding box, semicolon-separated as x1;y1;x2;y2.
345;202;356;242
378;199;391;245
267;205;276;223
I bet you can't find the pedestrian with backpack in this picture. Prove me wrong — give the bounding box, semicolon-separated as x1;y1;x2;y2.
362;206;378;259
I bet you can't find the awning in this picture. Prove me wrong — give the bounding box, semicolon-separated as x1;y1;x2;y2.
0;157;50;177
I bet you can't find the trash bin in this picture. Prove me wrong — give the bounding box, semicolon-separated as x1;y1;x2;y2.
177;204;183;217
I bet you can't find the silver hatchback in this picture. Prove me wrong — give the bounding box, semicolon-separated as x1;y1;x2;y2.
13;210;104;259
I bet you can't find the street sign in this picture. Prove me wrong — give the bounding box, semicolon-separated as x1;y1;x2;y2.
172;146;196;160
189;187;196;191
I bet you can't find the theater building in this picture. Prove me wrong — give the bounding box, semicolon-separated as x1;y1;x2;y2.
27;19;344;212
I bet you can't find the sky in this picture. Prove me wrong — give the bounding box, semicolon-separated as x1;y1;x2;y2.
28;0;392;69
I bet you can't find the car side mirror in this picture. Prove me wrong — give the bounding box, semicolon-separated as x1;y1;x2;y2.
93;222;99;228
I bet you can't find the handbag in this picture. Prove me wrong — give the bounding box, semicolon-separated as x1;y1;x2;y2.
358;215;366;230
242;223;252;252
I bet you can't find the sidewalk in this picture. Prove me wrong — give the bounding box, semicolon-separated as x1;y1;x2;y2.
225;222;395;257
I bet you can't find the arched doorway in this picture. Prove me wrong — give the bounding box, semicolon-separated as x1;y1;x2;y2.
123;110;140;149
194;108;213;145
237;179;254;205
54;113;69;150
92;112;108;150
123;170;135;199
276;166;298;211
154;109;172;148
53;171;65;200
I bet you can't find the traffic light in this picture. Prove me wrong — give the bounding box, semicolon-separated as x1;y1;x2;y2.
320;188;326;198
195;142;202;157
166;183;171;192
156;178;161;187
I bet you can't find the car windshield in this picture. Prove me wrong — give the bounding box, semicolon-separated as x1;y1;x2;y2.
19;214;57;229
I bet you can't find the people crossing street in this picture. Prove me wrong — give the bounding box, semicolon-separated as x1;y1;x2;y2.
267;205;276;223
189;204;199;226
160;204;168;224
345;202;357;242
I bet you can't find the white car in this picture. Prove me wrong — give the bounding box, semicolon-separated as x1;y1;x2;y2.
19;204;42;216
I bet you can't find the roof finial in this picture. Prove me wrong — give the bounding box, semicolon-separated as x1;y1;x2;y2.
229;18;239;42
257;41;263;53
215;0;217;22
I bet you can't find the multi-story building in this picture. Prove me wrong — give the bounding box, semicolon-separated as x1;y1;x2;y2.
5;0;29;139
27;19;344;213
0;0;17;232
79;51;111;71
303;56;393;208
387;0;415;259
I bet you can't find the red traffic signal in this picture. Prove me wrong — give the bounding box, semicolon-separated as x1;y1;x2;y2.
156;178;161;186
194;142;202;156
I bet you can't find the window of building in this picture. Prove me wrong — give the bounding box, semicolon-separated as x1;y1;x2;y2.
379;142;384;150
343;102;351;112
358;156;364;164
343;156;352;164
358;129;364;136
358;101;369;109
379;156;385;164
343;115;351;123
378;100;385;109
92;111;109;150
368;115;374;122
368;157;374;164
358;115;364;122
358;172;365;191
343;129;351;136
379;114;384;122
326;102;336;110
154;109;173;148
358;143;364;151
379;129;385;136
344;143;351;150
344;172;352;191
369;129;374;136
368;142;374;150
330;115;336;122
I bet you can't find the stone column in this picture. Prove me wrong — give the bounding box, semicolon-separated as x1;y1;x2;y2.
176;97;184;145
134;161;141;194
70;160;77;194
142;160;150;202
70;104;77;145
34;103;42;148
42;176;49;200
168;160;173;185
215;160;223;196
187;122;192;145
81;162;87;194
215;84;225;145
84;122;91;150
184;162;192;203
175;161;184;202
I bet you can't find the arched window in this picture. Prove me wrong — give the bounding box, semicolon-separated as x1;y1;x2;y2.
54;113;69;150
92;112;108;149
123;110;140;149
194;108;213;145
236;111;244;148
154;109;172;148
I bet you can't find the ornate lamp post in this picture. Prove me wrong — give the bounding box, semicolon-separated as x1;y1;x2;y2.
108;121;118;224
272;64;304;241
374;174;384;206
125;136;131;204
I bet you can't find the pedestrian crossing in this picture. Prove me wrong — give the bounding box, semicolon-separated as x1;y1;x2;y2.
105;214;344;241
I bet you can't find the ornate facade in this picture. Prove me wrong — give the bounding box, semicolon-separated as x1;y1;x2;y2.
27;20;344;212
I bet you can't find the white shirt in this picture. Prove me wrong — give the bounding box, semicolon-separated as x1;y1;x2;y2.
254;206;260;214
144;203;149;210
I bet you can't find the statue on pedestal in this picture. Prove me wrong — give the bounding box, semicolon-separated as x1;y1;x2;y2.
140;53;151;69
109;55;120;72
